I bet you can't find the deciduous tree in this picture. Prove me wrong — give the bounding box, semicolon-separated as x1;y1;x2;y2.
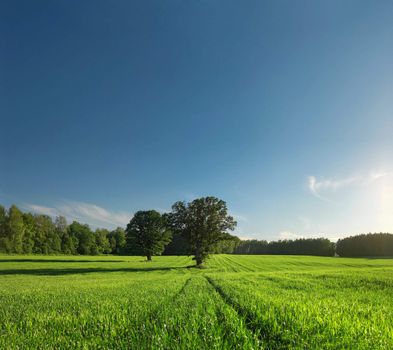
167;197;236;266
95;228;111;254
7;205;25;253
108;227;126;254
126;210;171;261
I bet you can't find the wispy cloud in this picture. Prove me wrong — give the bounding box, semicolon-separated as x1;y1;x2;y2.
26;204;59;217
308;171;391;201
25;201;132;229
369;172;388;181
308;176;357;200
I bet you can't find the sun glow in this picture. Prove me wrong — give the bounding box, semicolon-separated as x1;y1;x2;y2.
358;172;393;233
377;180;393;231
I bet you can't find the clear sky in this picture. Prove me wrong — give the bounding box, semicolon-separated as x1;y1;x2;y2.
1;0;393;240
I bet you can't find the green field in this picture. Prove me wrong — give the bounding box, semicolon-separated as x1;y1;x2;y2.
1;255;392;349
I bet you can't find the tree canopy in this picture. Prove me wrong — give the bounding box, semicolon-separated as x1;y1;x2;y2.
1;203;392;259
126;210;172;261
234;238;335;256
167;196;237;266
336;233;393;257
0;204;126;255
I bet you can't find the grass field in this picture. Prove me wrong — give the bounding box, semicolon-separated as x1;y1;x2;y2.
1;255;392;349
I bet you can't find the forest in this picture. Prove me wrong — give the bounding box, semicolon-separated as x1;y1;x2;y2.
0;203;392;258
233;238;335;256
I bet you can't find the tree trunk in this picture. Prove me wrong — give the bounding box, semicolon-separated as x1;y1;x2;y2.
195;256;203;267
195;244;203;267
146;254;152;261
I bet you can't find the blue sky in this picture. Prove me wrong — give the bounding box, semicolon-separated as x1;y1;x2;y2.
1;0;392;240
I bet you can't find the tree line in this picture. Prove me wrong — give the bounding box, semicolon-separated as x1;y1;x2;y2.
1;201;392;262
234;234;393;257
336;233;393;257
0;197;238;266
233;238;335;256
0;204;126;255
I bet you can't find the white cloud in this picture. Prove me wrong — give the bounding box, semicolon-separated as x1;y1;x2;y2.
26;201;132;229
26;204;59;217
308;176;360;202
308;176;357;199
369;172;388;181
308;172;391;201
302;170;393;238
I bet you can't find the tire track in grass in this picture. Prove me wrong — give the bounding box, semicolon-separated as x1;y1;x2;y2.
160;276;262;349
173;277;192;300
120;276;194;348
125;276;191;332
146;277;192;322
215;255;242;272
223;255;255;272
211;255;248;272
205;276;289;349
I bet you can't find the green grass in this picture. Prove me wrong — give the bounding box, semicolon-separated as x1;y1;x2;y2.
1;255;393;349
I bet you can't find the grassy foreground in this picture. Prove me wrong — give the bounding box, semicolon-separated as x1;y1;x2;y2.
0;255;392;349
